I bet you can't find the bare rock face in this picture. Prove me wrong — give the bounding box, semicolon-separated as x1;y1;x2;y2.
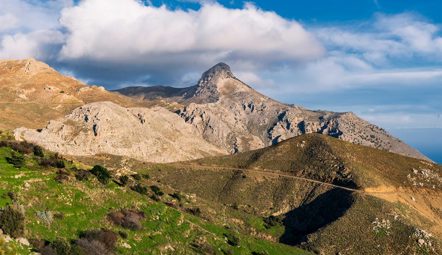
14;102;226;163
119;63;427;160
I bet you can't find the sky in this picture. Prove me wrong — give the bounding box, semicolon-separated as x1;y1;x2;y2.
0;0;441;161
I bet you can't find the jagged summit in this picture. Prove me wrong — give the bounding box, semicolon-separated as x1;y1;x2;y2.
200;62;234;80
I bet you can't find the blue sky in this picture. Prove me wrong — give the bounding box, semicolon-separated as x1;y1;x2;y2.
0;0;441;161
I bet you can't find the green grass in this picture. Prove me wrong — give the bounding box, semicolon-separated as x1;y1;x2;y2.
0;146;310;255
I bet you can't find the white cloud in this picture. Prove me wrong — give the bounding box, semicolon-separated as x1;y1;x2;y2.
315;13;442;66
0;30;64;59
59;0;323;64
0;0;71;59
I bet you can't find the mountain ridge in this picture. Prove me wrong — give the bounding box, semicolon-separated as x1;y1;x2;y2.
116;62;428;160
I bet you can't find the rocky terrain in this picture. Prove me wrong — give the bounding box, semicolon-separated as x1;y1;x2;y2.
117;63;428;160
14;101;225;163
0;59;144;130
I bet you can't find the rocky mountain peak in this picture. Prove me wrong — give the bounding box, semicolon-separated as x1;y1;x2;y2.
188;62;236;103
201;62;234;80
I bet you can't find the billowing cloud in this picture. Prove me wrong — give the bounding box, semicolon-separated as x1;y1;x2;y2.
59;0;323;64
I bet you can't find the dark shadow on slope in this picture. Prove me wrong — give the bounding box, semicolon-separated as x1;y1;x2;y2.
280;188;354;245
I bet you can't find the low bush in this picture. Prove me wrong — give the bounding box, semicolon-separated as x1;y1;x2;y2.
0;205;25;238
107;209;145;230
119;175;129;186
39;155;65;169
0;141;34;154
131;174;142;181
170;192;182;202
150;185;164;196
90;165;111;185
263;215;283;228
131;184;148;195
54;170;70;183
185;207;201;217
76;229;118;254
118;231;128;239
6;153;25;168
75;170;92;181
223;233;240;247
42;239;71;255
33;145;44;157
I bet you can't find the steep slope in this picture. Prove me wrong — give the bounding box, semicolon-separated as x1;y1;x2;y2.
14;101;226;163
0;59;143;130
116;63;428;160
123;134;441;255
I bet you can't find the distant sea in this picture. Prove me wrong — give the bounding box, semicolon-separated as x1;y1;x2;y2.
388;128;442;164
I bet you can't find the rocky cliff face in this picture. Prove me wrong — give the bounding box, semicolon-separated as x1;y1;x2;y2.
14;101;226;163
118;63;428;160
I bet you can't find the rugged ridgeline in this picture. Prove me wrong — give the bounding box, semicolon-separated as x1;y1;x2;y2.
0;59;143;130
116;63;428;160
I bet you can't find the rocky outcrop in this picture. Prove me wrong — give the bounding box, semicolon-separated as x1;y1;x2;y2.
118;63;428;160
14;102;226;163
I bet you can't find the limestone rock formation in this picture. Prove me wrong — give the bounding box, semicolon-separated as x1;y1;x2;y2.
14;101;226;163
117;63;428;160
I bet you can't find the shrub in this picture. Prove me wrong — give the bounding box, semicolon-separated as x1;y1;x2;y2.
107;209;145;230
6;153;25;168
185;207;201;217
142;174;150;179
118;231;128;239
170;192;182;202
150;194;160;202
54;170;70;183
75;170;92;181
90;165;111;185
77;229;118;251
50;239;71;255
119;175;129;186
33;145;44;157
223;233;240;247
0;141;34;154
263;215;283;228
131;184;148;195
0;205;25;238
150;185;164;196
39;155;65;169
131;174;142;181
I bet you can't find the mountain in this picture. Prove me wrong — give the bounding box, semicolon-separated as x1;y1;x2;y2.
14;101;225;163
0;59;143;130
116;63;428;160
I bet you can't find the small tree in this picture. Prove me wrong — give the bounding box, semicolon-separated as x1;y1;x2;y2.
90;165;111;185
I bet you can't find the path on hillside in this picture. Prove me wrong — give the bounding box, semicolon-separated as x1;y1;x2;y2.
170;162;438;196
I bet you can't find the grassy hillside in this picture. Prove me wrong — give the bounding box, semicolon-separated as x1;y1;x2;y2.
128;134;441;255
0;139;309;254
